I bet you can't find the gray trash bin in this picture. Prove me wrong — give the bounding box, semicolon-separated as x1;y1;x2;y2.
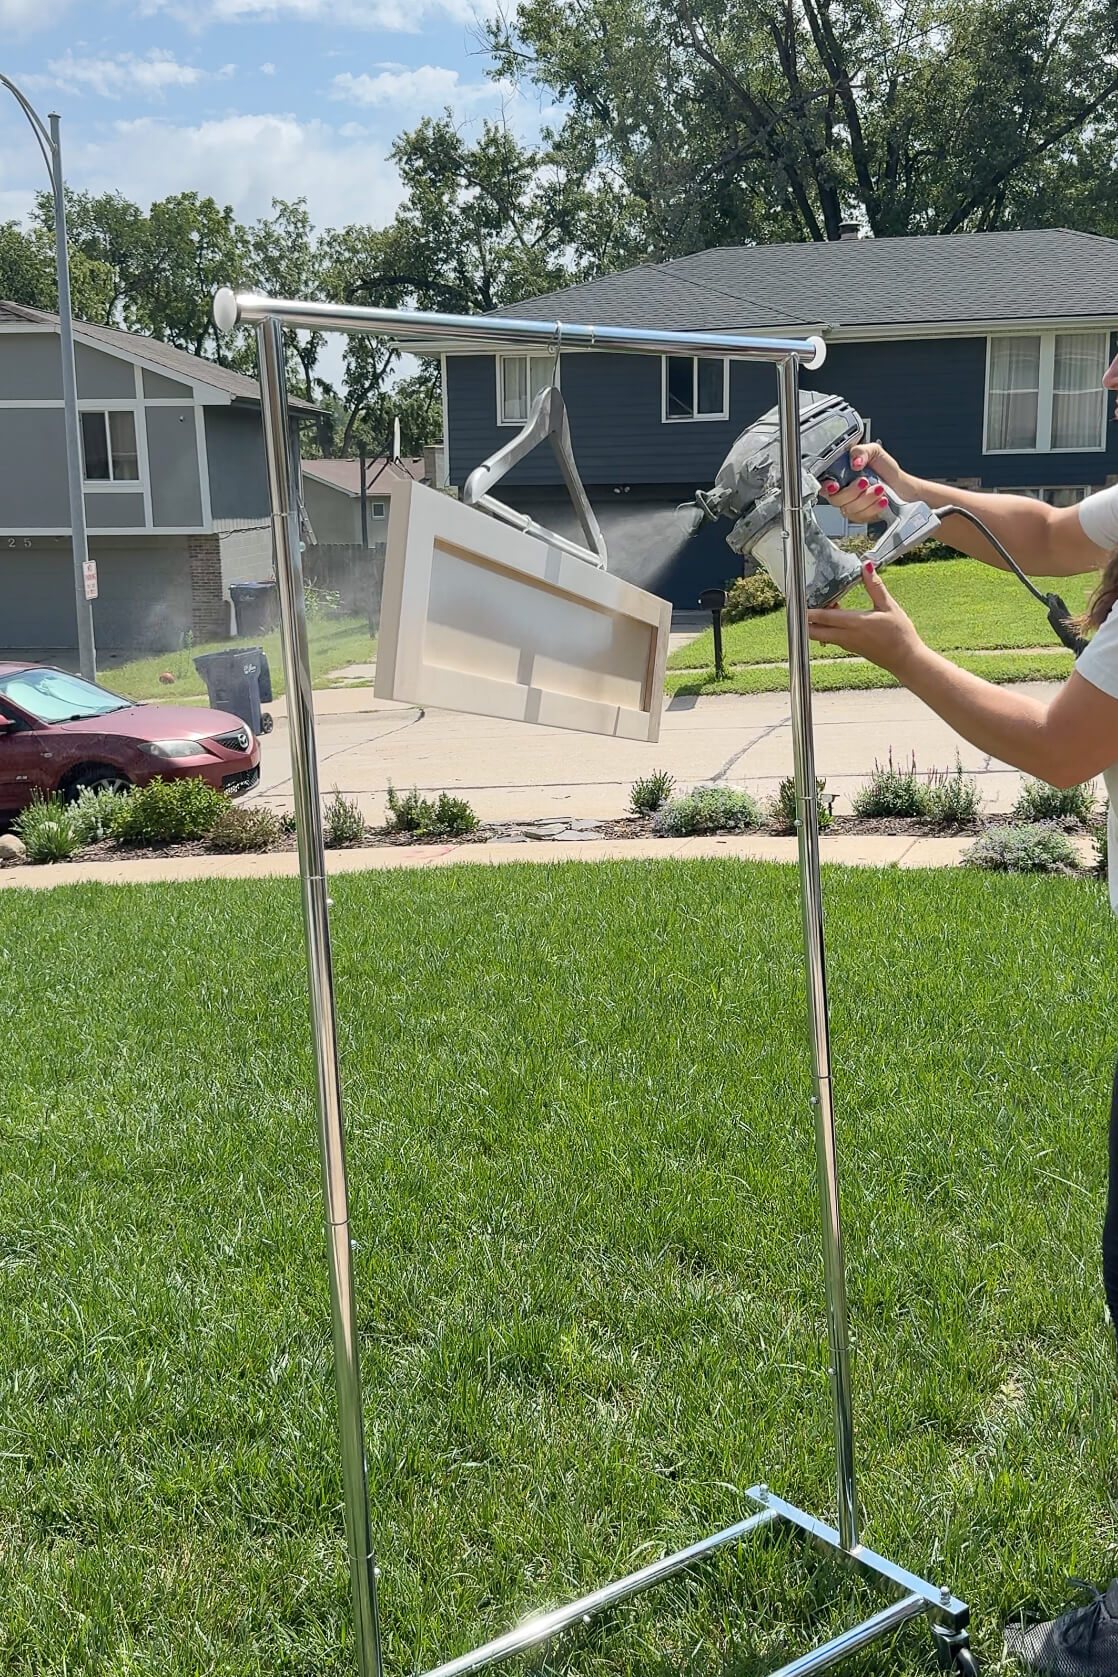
229;581;279;637
193;646;273;735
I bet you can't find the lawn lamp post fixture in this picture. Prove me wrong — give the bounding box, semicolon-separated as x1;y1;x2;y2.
213;285;979;1677
0;76;96;681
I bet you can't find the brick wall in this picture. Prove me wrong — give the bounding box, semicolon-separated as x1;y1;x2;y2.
188;534;229;642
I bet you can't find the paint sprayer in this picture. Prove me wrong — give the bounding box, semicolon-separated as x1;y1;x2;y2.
693;390;1087;653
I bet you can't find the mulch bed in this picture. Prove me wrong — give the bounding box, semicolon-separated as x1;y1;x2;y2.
3;810;1091;870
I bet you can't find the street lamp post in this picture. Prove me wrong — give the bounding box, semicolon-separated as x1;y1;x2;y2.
1;78;96;680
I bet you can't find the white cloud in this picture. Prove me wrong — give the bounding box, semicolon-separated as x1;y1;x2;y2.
0;0;74;34
259;61;276;74
143;0;500;33
26;49;219;101
330;65;503;108
74;111;406;230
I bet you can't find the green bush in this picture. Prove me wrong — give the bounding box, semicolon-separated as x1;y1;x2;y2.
208;803;282;853
110;776;228;844
1094;812;1109;876
385;783;478;838
722;570;783;622
630;771;675;815
925;757;984;825
70;787;125;845
772;775;832;832
1011;777;1098;825
13;796;80;863
654;784;762;836
280;811;298;835
324;791;366;847
852;752;932;818
961;823;1080;874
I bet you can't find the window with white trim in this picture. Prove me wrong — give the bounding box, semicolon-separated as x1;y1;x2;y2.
497;354;554;426
662;356;728;421
80;410;140;482
984;332;1108;453
371;500;386;518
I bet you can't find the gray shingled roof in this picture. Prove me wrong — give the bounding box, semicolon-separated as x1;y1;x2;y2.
490;230;1118;333
0;300;319;410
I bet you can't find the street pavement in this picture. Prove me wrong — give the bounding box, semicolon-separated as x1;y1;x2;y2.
253;678;1066;825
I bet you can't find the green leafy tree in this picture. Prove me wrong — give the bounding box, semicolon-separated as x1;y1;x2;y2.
488;0;1118;248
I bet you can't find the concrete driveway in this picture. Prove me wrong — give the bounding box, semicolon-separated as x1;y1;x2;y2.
254;682;1065;823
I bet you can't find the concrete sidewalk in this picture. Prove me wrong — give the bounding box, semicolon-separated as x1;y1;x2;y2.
6;827;1096;892
254;680;1067;825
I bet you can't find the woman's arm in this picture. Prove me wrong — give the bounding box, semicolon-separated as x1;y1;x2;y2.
808;564;1118;787
829;444;1103;577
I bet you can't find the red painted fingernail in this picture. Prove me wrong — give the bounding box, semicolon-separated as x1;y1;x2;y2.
825;482;838;494
864;561;875;575
858;478;869;489
852;456;864;468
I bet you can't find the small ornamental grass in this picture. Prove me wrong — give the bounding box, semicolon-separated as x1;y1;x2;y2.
629;771;675;816
962;822;1080;875
13;796;81;863
208;803;282;853
1011;777;1098;825
71;787;125;844
386;783;479;839
110;777;228;844
1094;812;1109;876
772;776;832;833
924;756;984;826
323;791;367;847
852;752;931;818
654;784;762;836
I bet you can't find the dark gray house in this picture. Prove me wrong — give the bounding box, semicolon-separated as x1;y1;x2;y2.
0;301;311;655
440;230;1118;605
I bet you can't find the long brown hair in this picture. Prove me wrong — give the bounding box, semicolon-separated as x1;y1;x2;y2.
1080;549;1118;633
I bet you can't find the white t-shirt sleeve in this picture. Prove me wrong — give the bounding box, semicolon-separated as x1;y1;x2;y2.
1078;483;1118;553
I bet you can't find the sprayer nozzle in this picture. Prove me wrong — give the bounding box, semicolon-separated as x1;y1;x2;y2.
693;490;720;524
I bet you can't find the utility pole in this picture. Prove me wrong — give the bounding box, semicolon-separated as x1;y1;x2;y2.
1;78;96;679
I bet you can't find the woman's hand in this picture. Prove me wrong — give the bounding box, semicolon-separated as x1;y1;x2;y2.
807;561;924;677
821;441;913;525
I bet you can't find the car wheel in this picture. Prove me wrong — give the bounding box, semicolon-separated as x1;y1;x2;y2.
62;764;133;800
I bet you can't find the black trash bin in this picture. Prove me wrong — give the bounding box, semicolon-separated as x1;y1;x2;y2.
193;646;273;736
229;580;279;637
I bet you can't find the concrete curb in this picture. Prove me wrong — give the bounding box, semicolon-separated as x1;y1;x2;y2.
0;831;1097;891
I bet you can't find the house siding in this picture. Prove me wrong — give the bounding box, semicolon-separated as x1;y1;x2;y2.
204;405;291;523
447;335;1118;493
446;335;1118;604
146;406;204;527
0;536;193;654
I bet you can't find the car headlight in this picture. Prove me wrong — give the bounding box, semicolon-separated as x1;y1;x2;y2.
142;739;210;758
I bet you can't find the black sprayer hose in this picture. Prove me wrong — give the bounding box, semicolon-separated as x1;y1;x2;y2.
934;503;1089;657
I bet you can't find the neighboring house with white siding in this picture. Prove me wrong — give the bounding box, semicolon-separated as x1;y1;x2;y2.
0;300;314;656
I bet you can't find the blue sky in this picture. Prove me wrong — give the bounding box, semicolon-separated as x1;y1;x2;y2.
0;0;557;235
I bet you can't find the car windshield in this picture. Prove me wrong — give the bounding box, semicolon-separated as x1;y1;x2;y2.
0;667;132;724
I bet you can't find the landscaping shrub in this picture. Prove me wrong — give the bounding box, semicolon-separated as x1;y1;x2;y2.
1094;812;1109;876
772;775;832;832
925;756;984;825
280;811;298;835
110;776;228;844
71;787;125;845
630;771;675;815
208;803;282;853
13;796;80;863
654;784;762;836
852;752;931;818
722;570;783;621
1011;776;1097;825
961;823;1080;874
385;783;478;838
324;791;366;847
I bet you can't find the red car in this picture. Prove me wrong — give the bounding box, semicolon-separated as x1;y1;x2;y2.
0;662;261;816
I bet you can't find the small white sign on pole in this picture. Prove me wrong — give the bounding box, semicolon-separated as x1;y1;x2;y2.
82;560;98;601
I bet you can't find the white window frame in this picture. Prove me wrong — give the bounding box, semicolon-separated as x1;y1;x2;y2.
370;499;386;518
661;355;730;423
496;353;557;427
983;331;1109;455
79;405;145;487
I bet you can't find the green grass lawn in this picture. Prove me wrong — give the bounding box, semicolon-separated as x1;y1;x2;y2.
3;861;1116;1675
668;560;1094;694
105;614;376;704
